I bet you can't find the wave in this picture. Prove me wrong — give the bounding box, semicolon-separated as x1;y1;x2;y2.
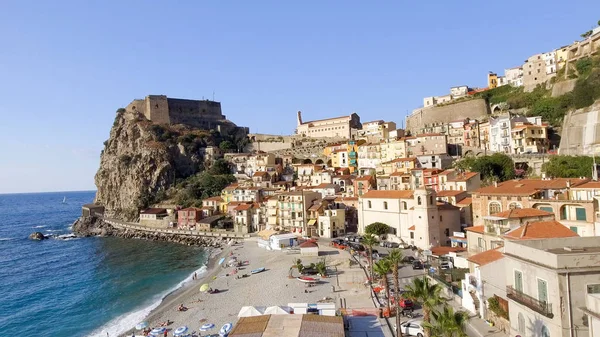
0;237;15;241
86;262;209;337
32;225;47;228
46;229;63;232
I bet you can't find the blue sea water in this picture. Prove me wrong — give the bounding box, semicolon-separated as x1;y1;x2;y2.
0;191;208;337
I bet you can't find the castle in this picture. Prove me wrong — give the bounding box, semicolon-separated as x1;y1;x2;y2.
126;95;249;135
295;111;361;139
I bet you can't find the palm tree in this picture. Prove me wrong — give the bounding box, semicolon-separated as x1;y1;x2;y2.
403;276;446;337
422;305;468;337
373;259;392;314
386;249;404;337
362;234;378;283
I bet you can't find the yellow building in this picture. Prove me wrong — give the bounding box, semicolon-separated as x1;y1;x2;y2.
381;157;418;175
511;123;548;154
555;45;569;71
220;183;238;212
323;143;346;157
488;73;499;88
380;139;407;164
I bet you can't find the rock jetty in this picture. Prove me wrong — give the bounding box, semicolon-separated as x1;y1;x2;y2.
28;232;47;240
71;216;223;247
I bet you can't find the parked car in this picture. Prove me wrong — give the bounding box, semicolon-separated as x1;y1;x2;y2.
349;243;365;251
395;320;425;337
440;261;452;270
379;241;388;247
412;261;424;270
402;256;416;263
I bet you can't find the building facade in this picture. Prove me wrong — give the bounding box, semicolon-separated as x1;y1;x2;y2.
295;111;361;139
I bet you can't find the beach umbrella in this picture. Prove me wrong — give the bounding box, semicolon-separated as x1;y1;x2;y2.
238;306;264;317
135;321;148;330
149;327;166;336
200;283;210;292
200;323;215;331
173;326;188;336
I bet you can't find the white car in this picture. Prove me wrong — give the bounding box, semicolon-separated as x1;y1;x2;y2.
395;320;425;337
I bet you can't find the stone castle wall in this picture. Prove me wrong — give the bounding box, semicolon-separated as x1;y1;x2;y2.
406;99;490;133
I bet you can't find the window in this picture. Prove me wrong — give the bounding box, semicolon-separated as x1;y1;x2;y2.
430;196;433;204
587;284;600;293
538;278;548;303
541;325;550;337
410;232;414;239
517;313;525;334
477;237;485;249
515;270;523;292
540;206;553;213
383;201;388;210
508;202;522;210
368;201;372;208
489;202;501;215
570;226;578;234
417;197;422;205
576;208;586;221
440;215;443;221
402;201;407;210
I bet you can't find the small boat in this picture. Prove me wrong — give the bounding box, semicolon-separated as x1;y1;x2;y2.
219;322;233;336
62;196;66;204
251;267;265;274
218;257;225;265
297;276;318;283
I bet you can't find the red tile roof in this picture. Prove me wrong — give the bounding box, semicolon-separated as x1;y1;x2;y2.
180;207;203;211
504;221;579;240
473;178;589;196
456;197;472;206
204;196;223;202
299;241;319;248
436;190;466;197
448;172;479;182
572;181;600;189
465;226;485;234
361;190;414;199
355;175;373;181
408;225;416;230
467;248;504;266
141;208;167;214
253;171;269;177
493;208;553;219
437;202;459;210
382;157;417;164
234;203;255;211
430;246;466;256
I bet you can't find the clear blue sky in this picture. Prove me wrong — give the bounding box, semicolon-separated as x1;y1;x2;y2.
1;1;599;193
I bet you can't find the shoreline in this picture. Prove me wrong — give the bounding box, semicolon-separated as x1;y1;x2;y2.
119;243;232;337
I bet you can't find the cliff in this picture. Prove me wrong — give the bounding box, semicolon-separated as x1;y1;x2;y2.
559;99;600;155
94;109;211;220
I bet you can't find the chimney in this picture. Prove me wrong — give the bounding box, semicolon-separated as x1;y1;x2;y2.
519;222;529;239
566;180;571;188
494;181;498;188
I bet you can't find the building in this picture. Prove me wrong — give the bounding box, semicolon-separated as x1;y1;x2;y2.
448;119;467;146
357;142;382;174
229;314;344;337
505;66;524;87
489;115;512;154
439;171;481;192
234;202;262;233
276;191;321;234
504;237;600;337
295;111;361;139
450;85;470;98
470;178;596;236
299;241;319;256
381;157;418;175
139;208;169;226
523;52;556;92
317;207;346;238
405;134;447;157
379;139;408;165
416;153;453;170
353;175;375;197
177;207;203;228
357;189;461;249
308;183;340;198
357;120;397;142
511;122;548;154
422;85;470;108
330;148;349;168
555;45;569;71
488;72;503;89
463;120;481;148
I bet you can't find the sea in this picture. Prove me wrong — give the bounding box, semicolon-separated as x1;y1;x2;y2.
0;191;209;337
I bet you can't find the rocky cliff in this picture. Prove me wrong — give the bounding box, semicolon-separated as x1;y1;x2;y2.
559;99;600;155
94;109;209;220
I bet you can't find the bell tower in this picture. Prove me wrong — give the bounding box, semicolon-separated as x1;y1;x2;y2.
297;111;303;126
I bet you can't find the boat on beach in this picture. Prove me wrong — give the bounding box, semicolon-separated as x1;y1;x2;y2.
219;322;232;336
296;276;318;283
251;267;265;274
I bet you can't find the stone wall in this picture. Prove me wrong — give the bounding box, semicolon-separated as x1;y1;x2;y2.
406;99;490;134
551;79;577;97
559;99;600;155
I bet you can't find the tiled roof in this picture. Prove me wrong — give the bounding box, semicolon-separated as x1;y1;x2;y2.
223;183;239;191
311;183;337;189
200;206;214;210
437;202;459;210
430;246;466;256
448;172;479;182
504;220;579;240
253;171;269;177
465;226;485;234
408;225;416;230
416;133;444;137
204;196;223;202
299;241;319;248
493;208;553;219
382;157;417;164
436;190;466;197
572;181;600;189
355;175;373;181
180;207;203;211
334;196;358;201
234;203;254;211
473;178;589;195
361;190;414;199
467;248;504;266
140;208;167;214
390;171;410;176
456;197;472;206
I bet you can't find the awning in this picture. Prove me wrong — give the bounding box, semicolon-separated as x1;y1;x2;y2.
450;236;468;242
307;219;317;226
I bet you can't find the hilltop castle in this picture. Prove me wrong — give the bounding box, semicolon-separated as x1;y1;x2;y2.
126;95;249;134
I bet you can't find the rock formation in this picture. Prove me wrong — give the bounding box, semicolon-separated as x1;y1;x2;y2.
28;232;46;240
94;109;208;220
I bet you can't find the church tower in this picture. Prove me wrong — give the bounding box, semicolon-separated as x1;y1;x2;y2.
411;188;440;249
297;111;303;126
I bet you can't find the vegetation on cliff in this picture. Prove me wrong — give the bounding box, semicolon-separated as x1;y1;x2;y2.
454;153;515;184
173;159;236;207
542;155;598;178
475;51;600;126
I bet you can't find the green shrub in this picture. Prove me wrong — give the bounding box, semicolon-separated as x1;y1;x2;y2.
488;297;509;319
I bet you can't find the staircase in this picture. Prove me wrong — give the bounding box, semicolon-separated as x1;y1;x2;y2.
469;291;480;314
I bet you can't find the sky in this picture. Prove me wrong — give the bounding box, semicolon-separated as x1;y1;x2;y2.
0;1;599;193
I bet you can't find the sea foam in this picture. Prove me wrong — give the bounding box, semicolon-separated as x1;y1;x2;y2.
86;263;208;337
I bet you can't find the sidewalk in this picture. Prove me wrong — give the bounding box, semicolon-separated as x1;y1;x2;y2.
446;300;510;337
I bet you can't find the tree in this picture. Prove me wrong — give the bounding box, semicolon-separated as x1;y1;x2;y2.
403;276;446;337
365;222;390;236
454;153;515;184
422;306;468;337
219;140;236;151
316;259;327;276
209;159;232;175
386;249;404;337
373;259;392;314
542;155;596;178
362;234;378;284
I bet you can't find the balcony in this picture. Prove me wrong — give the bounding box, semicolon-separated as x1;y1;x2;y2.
507;286;553;318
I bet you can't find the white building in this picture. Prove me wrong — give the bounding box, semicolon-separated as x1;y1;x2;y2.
357;189;461;249
317;208;345;238
543;51;557;75
505;67;524;87
504;237;600;337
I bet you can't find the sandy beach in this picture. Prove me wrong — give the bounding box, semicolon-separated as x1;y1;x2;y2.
121;238;373;337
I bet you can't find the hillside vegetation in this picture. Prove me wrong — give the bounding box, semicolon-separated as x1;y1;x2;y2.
475;52;600;126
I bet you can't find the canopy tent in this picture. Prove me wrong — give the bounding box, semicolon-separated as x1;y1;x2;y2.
256;229;278;240
237;306;265;317
264;306;291;315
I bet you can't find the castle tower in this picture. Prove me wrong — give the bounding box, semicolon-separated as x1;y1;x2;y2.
297;111;303;126
411;188;440;250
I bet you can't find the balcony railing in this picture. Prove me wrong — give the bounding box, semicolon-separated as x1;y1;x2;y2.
507;286;553;318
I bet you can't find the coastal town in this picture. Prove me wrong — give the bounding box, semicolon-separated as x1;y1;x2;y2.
72;21;600;337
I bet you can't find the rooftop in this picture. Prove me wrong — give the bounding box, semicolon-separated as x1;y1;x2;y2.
492;208;554;219
448;172;479;182
504;220;579;240
361;190;414;199
473;178;589;196
230;314;343;337
456;197;472;206
436;190;466;197
140;208;167;214
431;246;466;256
355;175;373;181
467;247;504;266
465;226;485;234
